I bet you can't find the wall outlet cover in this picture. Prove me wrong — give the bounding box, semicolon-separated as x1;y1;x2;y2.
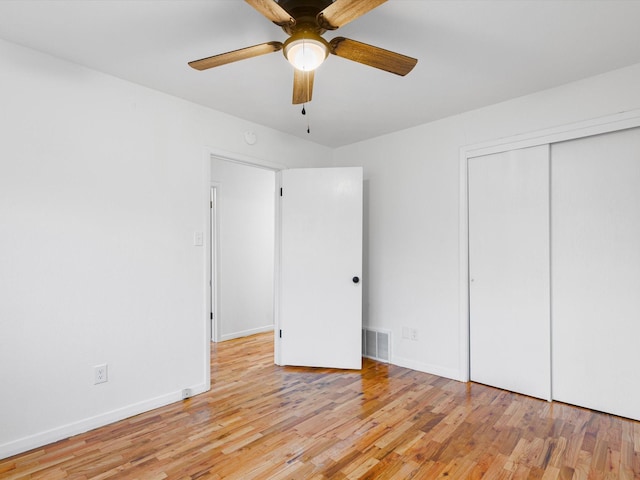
94;364;108;384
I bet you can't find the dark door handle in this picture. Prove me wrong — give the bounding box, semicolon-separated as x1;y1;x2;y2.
352;276;360;284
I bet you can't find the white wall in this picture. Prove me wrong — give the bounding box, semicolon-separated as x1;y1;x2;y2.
0;38;331;459
211;158;275;341
332;62;640;381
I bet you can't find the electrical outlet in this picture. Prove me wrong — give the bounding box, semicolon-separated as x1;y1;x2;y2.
94;364;108;384
410;329;419;341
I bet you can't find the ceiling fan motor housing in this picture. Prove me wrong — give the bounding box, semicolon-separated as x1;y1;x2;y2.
277;0;334;34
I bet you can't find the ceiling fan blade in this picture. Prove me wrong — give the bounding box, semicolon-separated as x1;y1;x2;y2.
188;42;283;71
330;37;417;76
292;69;314;104
318;0;386;30
245;0;294;27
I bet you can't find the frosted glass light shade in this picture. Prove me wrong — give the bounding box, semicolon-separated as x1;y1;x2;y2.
284;37;328;71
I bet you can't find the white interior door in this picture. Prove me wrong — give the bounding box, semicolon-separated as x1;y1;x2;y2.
468;145;551;400
551;127;640;421
277;167;362;370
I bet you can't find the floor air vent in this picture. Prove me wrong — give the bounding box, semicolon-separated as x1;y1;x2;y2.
362;327;391;363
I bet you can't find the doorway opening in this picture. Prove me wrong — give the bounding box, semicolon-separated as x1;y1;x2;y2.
209;156;277;344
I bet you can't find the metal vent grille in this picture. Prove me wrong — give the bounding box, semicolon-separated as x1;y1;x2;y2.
362;327;391;363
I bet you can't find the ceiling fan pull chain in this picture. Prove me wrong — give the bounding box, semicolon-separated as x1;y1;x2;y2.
304;104;310;133
301;103;310;133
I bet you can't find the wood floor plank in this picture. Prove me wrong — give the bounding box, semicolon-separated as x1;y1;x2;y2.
2;332;640;479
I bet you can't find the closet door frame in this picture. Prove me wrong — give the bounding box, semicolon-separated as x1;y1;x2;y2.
457;109;640;383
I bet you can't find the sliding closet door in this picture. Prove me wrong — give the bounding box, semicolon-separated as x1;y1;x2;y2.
551;127;640;421
469;145;551;400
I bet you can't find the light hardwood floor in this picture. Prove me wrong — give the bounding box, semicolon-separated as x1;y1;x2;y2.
2;332;639;479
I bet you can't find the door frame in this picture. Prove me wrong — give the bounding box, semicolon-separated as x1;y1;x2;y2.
203;148;286;370
458;108;640;383
209;183;220;342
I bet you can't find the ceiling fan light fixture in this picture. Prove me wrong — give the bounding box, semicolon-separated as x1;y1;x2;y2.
283;34;329;71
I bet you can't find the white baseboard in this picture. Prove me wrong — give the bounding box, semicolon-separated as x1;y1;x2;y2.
0;382;209;461
219;325;274;342
391;355;463;382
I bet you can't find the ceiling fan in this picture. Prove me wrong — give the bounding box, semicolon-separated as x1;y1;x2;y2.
188;0;418;104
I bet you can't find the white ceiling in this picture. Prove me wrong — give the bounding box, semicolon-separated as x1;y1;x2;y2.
1;0;640;147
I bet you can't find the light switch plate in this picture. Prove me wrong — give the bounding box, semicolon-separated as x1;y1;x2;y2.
193;231;203;246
